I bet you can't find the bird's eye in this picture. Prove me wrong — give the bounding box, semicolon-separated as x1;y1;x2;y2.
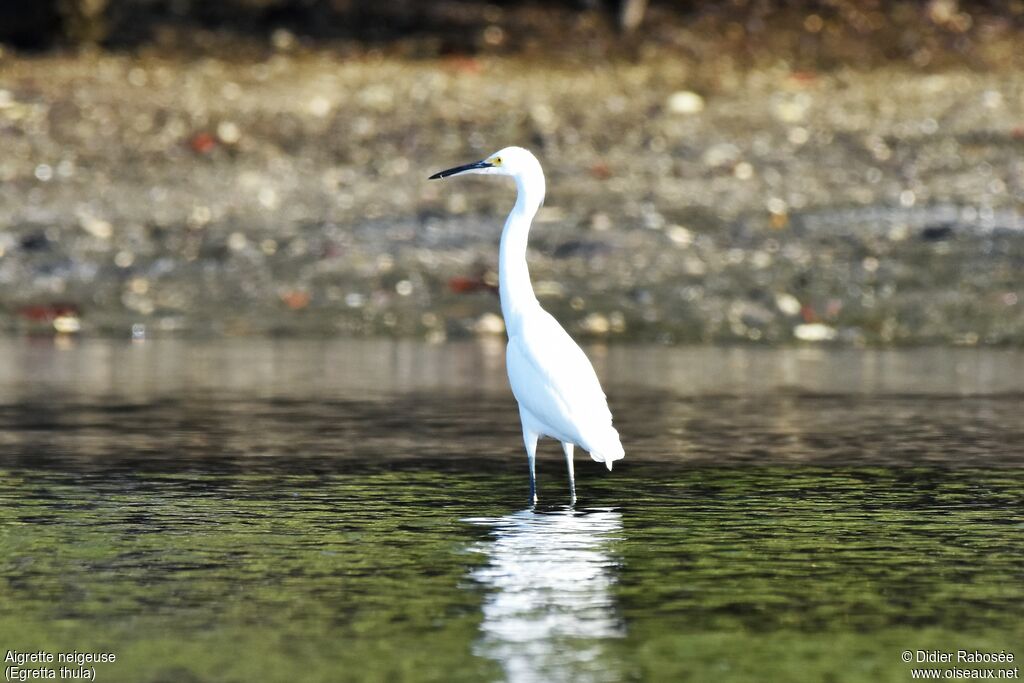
493;157;502;165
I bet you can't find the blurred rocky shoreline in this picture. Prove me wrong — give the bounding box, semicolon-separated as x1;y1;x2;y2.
0;2;1022;344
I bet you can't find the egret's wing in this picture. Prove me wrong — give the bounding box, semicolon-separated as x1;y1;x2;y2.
506;309;614;445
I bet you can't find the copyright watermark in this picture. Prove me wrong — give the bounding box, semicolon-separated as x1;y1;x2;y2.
902;650;1018;680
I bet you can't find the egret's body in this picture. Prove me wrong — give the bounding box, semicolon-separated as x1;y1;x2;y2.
430;147;625;504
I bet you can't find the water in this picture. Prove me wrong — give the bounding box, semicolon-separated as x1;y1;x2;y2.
0;339;1022;682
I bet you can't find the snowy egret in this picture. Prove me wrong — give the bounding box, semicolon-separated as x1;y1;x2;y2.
429;147;625;504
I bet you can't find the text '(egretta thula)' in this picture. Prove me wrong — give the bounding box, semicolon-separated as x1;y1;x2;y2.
430;147;625;505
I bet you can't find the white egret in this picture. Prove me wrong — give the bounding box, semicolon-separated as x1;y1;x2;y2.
429;147;625;505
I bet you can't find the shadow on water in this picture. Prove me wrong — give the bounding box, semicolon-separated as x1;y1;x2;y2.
466;507;624;683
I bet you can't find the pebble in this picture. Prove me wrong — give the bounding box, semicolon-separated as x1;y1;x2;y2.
667;225;693;246
771;94;812;123
0;46;1019;344
474;312;505;335
667;91;705;115
702;143;740;168
581;313;611;335
217;121;241;145
794;323;837;342
775;293;802;316
53;315;81;334
79;214;113;239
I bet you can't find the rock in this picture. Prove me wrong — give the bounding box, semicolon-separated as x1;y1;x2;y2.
775;293;802;316
474;312;505;335
216;121;241;145
794;323;837;342
667;91;705;115
922;224;955;241
553;240;611;259
581;313;610;335
702;143;740;168
667;225;693;246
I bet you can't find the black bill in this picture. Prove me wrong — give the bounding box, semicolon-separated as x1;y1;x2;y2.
428;159;492;180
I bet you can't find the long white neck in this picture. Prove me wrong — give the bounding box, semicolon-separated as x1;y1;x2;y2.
499;166;545;333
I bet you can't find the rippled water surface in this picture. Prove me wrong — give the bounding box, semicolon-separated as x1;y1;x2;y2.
0;340;1021;682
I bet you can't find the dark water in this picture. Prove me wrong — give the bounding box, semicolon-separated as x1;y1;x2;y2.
0;339;1021;682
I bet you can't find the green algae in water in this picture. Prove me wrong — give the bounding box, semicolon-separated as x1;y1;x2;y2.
0;342;1021;682
1;461;1021;683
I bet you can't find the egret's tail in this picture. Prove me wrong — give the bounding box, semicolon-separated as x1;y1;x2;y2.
587;427;625;471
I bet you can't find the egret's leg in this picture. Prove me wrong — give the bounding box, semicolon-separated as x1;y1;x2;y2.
523;430;539;506
562;442;576;505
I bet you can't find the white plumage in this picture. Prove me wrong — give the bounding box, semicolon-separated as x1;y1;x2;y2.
430;146;625;504
506;310;623;462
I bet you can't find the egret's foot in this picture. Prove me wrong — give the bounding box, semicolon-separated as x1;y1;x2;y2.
569;493;577;507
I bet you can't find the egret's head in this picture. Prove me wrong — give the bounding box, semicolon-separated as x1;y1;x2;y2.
429;146;539;180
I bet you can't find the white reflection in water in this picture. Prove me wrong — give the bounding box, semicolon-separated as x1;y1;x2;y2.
465;507;624;683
